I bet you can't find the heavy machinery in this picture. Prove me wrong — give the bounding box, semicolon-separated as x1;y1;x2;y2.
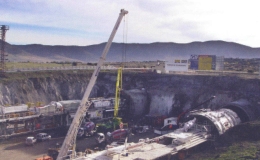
56;9;128;160
94;67;131;149
95;67;124;134
76;120;95;138
114;67;122;118
95;128;129;150
153;96;216;135
176;96;216;126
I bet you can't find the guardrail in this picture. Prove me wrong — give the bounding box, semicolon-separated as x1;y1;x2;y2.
7;65;118;72
168;70;260;79
7;66;260;79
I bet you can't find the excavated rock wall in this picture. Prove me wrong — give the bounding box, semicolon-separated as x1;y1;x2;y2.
124;74;260;118
0;72;259;118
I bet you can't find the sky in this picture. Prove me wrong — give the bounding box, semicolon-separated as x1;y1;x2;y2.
0;0;260;47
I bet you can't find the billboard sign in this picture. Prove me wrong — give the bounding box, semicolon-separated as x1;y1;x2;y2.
198;55;212;70
190;55;218;70
190;55;198;69
165;59;188;71
215;56;224;71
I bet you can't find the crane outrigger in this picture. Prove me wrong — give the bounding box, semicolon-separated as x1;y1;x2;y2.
57;9;128;160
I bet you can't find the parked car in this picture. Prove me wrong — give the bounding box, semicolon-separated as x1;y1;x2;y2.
25;136;37;145
36;133;51;142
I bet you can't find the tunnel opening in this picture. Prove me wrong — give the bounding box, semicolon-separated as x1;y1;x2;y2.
223;105;249;123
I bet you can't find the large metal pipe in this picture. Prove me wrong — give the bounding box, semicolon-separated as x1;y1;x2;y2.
190;99;257;135
190;108;241;135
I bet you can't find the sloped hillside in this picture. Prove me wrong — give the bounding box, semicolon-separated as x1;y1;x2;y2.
2;40;260;62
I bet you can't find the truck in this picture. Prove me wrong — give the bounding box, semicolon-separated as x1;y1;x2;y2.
95;117;122;133
77;120;95;138
154;117;178;135
154;96;216;135
95;128;129;150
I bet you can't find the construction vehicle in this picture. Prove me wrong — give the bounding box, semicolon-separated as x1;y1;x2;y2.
114;67;122;118
95;67;124;134
95;118;121;134
154;117;178;135
177;96;216;126
35;155;53;160
153;96;216;135
77;120;95;138
56;9;128;160
95;128;129;150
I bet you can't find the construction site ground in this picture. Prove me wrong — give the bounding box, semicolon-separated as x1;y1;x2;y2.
0;130;157;160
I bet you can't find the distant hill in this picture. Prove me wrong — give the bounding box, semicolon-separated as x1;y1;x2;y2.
2;40;260;62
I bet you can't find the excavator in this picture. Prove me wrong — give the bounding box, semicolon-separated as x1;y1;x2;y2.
56;9;128;160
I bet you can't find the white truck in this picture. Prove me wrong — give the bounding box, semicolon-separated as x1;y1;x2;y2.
154;117;178;135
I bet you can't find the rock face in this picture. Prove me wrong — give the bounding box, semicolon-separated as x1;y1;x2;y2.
0;72;259;118
124;89;149;117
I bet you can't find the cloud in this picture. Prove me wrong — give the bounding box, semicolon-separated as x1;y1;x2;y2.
0;0;260;47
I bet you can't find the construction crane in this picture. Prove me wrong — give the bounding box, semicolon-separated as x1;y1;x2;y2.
94;67;124;134
56;9;128;160
114;67;122;117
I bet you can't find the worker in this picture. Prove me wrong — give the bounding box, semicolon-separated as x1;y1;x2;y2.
36;123;40;129
55;102;63;112
119;122;123;129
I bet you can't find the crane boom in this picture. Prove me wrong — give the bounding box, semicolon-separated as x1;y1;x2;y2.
57;9;128;160
114;67;122;117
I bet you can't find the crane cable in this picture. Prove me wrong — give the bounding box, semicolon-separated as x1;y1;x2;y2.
114;14;128;118
121;13;128;89
121;14;128;101
122;14;128;67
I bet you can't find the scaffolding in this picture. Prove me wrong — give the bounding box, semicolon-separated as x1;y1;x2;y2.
0;25;9;76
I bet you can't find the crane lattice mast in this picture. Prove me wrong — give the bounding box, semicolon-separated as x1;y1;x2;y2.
114;67;122;117
57;9;128;160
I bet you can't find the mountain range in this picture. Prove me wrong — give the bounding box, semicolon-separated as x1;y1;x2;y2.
2;40;260;62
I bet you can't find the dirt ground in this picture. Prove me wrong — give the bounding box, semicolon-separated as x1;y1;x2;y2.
0;130;157;160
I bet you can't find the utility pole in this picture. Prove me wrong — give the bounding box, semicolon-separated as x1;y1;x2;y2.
0;25;9;76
